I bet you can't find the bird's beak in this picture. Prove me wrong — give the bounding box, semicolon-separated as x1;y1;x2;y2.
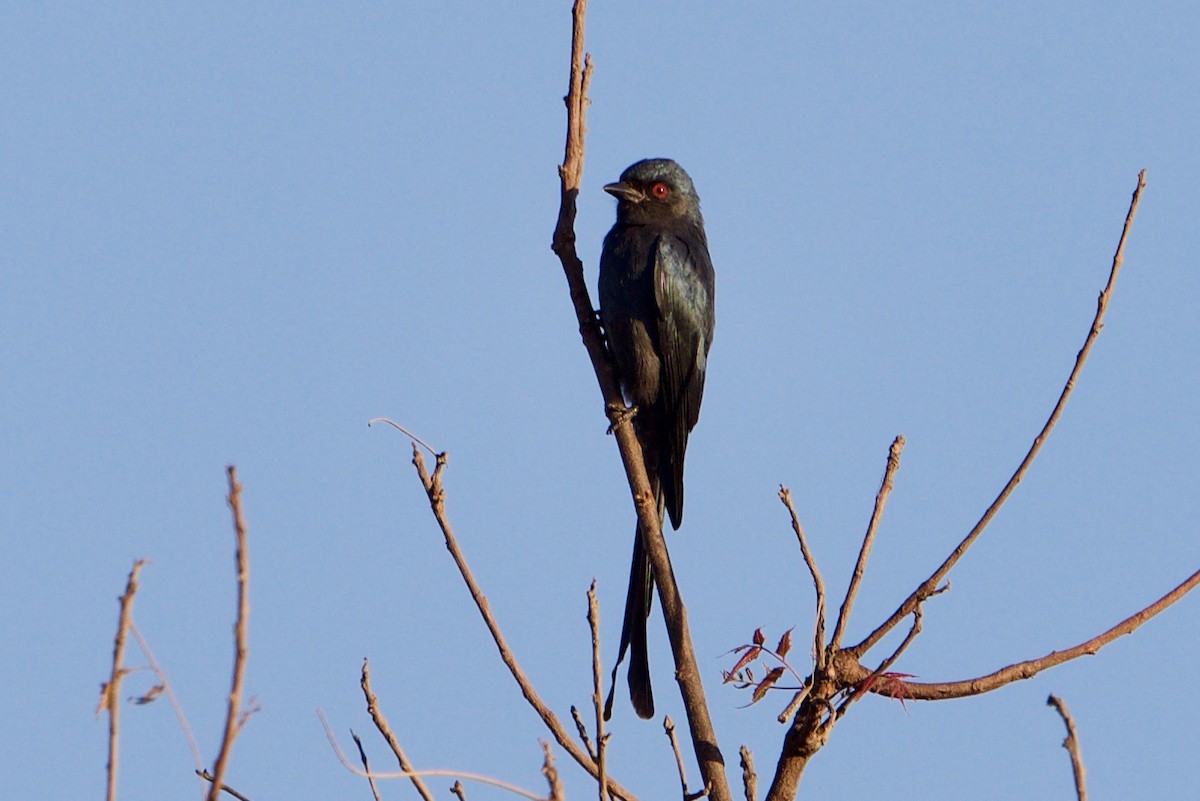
603;181;645;203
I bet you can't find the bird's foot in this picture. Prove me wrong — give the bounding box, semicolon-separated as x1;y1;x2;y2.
606;403;638;435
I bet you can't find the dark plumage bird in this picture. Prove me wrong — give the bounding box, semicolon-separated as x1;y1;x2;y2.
599;158;715;720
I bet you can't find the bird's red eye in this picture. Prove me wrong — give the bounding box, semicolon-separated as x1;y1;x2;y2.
651;182;669;198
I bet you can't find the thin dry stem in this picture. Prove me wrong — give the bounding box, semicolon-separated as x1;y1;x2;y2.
831;435;904;649
542;742;564;801
408;446;636;801
452;781;467;801
320;711;547;801
101;559;146;801
778;488;826;668
351;730;383;801
129;622;204;778
570;706;597;760
1048;695;1088;801
361;658;436;801
850;170;1148;660
587;582;609;801
739;746;757;801
206;466;251;801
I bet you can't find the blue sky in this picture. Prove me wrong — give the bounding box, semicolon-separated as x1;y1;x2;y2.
2;3;1197;799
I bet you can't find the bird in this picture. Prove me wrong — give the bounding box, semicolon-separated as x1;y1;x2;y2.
598;158;715;720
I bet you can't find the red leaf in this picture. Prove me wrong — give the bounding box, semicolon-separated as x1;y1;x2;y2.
752;627;765;646
751;667;785;704
727;645;762;678
775;628;794;661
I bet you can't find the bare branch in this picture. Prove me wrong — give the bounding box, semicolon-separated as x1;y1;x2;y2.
738;746;757;801
830;435;904;649
542;742;564;801
100;558;147;801
850;170;1148;659
207;466;251;801
406;446;637;801
351;730;383;801
836;563;1199;700
587;583;609;801
778;488;826;668
361;658;436;801
838;607;923;716
570;706;597;761
452;781;467;801
664;717;708;801
1048;695;1088;801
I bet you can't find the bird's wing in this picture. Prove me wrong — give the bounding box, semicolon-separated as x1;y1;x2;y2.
653;232;714;526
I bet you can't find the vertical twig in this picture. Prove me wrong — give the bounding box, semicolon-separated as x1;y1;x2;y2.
830;435;904;649
1048;695;1088;801
361;659;436;801
101;559;147;801
542;742;564;801
778;488;826;668
129;623;204;774
207;466;250;801
587;582;609;801
351;730;383;801
738;746;757;801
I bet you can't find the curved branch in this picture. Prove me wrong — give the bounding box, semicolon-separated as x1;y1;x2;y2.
849;170;1147;659
836;563;1199;700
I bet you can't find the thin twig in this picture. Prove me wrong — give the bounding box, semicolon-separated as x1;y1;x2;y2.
1048;695;1088;801
587;582;609;801
830;436;903;649
570;706;597;761
663;717;695;801
101;559;146;801
129;622;204;780
361;658;436;801
542;742;564;801
369;417;439;458
207;467;251;801
451;781;467;801
778;488;826;668
850;170;1148;660
738;746;757;801
319;711;547;801
352;730;383;801
407;446;636;801
197;769;252;801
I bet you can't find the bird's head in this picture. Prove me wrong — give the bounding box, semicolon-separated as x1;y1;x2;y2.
604;158;703;226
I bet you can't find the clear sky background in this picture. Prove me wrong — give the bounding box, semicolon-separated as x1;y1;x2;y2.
2;3;1197;799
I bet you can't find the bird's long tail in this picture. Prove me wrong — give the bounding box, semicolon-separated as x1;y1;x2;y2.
604;482;663;721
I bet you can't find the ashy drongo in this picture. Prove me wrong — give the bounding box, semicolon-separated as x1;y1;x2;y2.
599;158;715;719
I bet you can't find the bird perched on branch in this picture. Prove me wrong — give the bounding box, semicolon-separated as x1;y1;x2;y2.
599;158;715;719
